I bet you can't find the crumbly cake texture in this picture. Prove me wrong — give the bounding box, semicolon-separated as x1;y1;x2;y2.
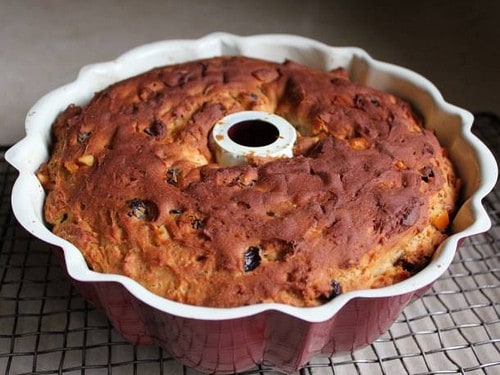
37;56;460;307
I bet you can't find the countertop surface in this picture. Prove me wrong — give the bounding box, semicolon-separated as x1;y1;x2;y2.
1;0;499;145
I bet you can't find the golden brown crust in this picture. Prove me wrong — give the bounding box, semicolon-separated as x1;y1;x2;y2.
38;56;460;307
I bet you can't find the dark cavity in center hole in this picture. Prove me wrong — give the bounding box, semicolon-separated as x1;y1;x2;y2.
228;120;280;147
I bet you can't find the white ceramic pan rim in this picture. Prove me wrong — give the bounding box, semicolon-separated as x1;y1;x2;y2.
6;32;497;323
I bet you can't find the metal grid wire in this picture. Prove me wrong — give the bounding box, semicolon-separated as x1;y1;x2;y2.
1;113;499;375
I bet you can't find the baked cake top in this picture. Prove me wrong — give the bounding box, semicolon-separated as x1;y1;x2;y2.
37;56;459;307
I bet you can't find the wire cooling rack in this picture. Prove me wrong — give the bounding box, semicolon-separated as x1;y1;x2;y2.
1;112;499;375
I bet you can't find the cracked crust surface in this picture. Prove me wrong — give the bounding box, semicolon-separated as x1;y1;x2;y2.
37;56;460;307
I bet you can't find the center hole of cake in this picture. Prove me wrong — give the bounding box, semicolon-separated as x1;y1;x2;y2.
228;120;280;147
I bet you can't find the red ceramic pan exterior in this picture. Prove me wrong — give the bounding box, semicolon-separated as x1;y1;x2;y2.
54;246;431;373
